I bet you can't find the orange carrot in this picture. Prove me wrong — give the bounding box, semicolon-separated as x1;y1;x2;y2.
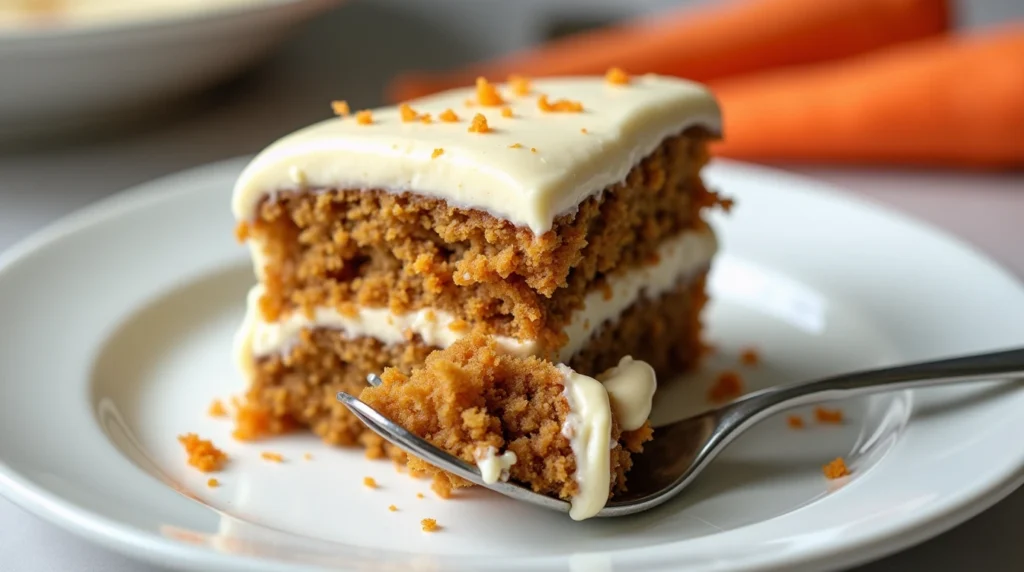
387;0;949;102
711;25;1024;169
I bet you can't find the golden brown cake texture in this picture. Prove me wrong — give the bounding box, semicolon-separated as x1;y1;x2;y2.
360;335;653;500
242;128;721;345
244;273;707;449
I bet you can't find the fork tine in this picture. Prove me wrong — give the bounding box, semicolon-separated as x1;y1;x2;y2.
336;391;571;514
336;391;484;484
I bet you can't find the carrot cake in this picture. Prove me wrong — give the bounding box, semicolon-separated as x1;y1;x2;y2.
360;334;656;520
232;73;724;451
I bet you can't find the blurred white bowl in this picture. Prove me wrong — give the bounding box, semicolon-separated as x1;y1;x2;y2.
0;0;339;144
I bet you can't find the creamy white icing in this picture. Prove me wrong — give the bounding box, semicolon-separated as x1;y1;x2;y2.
232;75;720;234
474;446;518;485
557;364;612;521
235;228;716;366
557;358;658;520
597;356;657;432
556;228;717;362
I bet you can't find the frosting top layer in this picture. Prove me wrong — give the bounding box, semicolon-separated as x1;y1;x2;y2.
232;74;720;234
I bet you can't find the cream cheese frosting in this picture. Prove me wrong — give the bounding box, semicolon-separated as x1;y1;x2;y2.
597;356;657;432
557;358;658;521
474;446;518;485
234;228;717;368
557;364;613;521
231;75;720;234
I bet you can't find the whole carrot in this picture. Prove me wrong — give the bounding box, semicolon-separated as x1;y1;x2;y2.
711;25;1024;169
388;0;949;102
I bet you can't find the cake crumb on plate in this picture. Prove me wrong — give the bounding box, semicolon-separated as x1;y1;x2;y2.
814;406;844;424
739;347;760;366
207;398;227;418
823;457;850;479
363;476;378;489
260;451;284;463
421;518;440;532
787;415;805;429
178;433;227;473
708;371;744;403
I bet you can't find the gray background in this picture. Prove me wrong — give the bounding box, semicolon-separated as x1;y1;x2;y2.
1;0;1023;570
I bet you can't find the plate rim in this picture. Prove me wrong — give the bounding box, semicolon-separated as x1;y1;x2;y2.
1;156;1022;572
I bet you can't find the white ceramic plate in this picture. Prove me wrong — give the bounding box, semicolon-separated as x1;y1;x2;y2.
0;0;338;144
0;158;1022;572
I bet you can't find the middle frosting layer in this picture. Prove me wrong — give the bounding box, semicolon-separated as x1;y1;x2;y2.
234;228;717;372
232;75;720;234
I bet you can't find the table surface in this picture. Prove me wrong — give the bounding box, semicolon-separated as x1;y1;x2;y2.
1;2;1023;570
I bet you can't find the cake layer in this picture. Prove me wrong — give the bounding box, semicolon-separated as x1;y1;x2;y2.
234;228;717;371
233;75;720;234
240;128;719;323
236;272;708;450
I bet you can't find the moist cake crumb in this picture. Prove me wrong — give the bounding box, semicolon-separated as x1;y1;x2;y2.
416;493;425;499
708;371;744;403
814;407;844;424
501;106;514;118
208;398;228;418
232;398;293;441
431;475;454;499
388;505;398;512
260;452;284;463
363;476;378;489
823;457;850;479
421;518;440;532
787;415;805;429
739;347;760;366
439;108;459;122
207;478;220;488
178;433;227;473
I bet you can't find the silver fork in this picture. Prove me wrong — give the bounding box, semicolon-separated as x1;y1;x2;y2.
336;347;1024;518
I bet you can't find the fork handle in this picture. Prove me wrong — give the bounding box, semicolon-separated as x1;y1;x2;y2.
728;346;1024;422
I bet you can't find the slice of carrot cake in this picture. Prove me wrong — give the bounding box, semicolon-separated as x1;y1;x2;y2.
232;72;725;449
360;334;656;521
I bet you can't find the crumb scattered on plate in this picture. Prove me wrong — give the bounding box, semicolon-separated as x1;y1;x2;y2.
260;451;284;463
178;433;227;472
207;478;220;488
739;347;760;366
823;457;850;479
207;398;227;418
363;476;378;489
303;453;313;461
708;370;744;403
421;518;440;532
388;504;398;512
814;406;844;424
786;415;804;429
416;492;425;499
